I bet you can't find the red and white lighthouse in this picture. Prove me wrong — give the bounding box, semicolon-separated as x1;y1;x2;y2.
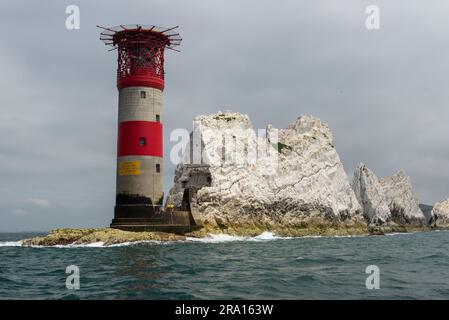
99;24;181;229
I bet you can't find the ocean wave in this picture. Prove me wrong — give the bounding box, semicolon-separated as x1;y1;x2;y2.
0;240;168;249
185;232;292;243
1;230;407;248
297;234;369;239
40;240;166;248
52;242;109;248
385;232;413;236
1;233;290;247
0;241;22;247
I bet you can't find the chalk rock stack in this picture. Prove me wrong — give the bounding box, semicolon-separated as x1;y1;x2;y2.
351;164;426;227
351;163;391;226
379;171;426;225
432;198;449;227
167;112;363;229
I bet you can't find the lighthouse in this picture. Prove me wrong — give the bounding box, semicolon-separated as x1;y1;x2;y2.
98;24;182;230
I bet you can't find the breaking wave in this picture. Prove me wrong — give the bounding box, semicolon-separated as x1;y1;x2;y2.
385;232;413;236
41;240;167;248
0;233;291;248
0;241;22;247
185;232;292;243
0;240;167;248
2;231;419;248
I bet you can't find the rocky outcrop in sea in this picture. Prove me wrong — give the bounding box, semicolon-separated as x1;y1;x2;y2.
351;163;392;226
351;163;427;232
379;171;426;226
19;112;439;246
21;228;185;246
167;111;433;236
431;198;449;227
168;112;365;236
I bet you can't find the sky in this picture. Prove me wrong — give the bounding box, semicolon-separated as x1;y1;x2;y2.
0;0;448;231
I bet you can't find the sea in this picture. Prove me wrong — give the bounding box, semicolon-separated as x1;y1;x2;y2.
1;230;449;299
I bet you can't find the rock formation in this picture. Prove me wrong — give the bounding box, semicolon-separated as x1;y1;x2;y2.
21;228;185;246
167;111;364;235
379;171;426;226
419;204;434;225
431;198;449;227
351;163;427;229
351;163;391;226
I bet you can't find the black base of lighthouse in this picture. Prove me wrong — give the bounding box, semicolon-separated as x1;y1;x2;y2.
114;204;162;218
111;205;199;234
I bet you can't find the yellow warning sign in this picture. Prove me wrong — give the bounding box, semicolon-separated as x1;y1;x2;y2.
119;161;141;176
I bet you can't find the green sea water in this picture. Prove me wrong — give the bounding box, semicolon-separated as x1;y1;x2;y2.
0;230;448;299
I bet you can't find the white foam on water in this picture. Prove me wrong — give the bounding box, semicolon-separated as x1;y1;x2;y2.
53;242;106;248
105;240;167;247
9;233;291;247
301;235;323;239
385;232;413;236
3;230;405;248
252;231;292;240
333;234;367;238
186;234;247;243
186;232;292;243
301;234;371;239
49;240;166;248
20;240;167;249
0;241;22;247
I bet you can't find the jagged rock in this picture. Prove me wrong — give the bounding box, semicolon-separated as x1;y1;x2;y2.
167;111;364;232
419;204;434;225
379;171;426;225
21;228;185;246
351;163;391;226
431;198;449;227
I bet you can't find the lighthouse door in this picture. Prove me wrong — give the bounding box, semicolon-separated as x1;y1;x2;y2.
181;189;191;212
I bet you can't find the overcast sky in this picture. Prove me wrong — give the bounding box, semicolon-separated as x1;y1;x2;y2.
0;0;448;231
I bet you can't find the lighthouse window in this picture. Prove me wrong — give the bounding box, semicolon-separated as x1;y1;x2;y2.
140;91;146;99
156;164;161;173
139;137;146;146
156;114;160;122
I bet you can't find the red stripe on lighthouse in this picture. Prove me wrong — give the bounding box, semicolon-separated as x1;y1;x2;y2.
118;121;163;157
117;74;165;91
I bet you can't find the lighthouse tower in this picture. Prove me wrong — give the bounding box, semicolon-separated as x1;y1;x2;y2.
99;25;181;229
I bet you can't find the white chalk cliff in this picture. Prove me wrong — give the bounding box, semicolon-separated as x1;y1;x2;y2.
379;171;426;225
432;198;449;226
351;164;427;228
168;112;363;229
351;163;391;226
